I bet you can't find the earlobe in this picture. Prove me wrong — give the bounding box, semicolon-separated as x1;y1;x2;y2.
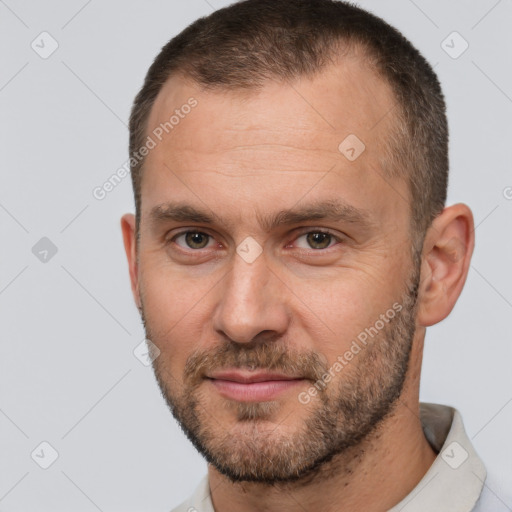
120;213;141;310
416;204;475;327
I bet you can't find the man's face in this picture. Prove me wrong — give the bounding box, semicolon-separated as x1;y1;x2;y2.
135;57;420;483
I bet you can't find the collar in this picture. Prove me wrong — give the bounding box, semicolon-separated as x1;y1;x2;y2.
389;402;486;511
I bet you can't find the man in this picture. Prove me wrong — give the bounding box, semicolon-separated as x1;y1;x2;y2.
121;1;506;510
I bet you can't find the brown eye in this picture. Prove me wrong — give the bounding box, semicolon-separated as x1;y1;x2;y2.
305;232;334;250
170;231;213;250
184;232;210;249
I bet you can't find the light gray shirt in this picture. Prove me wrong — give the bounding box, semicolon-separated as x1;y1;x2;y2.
170;402;510;511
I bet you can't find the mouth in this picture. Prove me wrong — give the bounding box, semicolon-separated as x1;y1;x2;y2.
205;369;305;402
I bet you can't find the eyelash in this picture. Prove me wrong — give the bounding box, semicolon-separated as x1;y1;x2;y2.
165;229;344;254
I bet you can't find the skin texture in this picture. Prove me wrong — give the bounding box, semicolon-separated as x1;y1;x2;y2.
121;55;475;511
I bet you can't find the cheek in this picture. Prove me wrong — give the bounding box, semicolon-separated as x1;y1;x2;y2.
140;250;220;318
293;270;402;359
139;262;216;366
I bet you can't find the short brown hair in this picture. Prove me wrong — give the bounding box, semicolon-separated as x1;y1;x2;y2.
129;0;448;252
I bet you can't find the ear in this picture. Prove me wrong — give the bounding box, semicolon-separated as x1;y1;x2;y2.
121;213;141;310
416;203;475;327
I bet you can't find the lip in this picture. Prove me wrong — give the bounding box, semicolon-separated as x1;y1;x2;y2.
206;369;305;402
207;369;302;383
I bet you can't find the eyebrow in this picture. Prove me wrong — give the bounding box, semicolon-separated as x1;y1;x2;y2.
149;199;374;232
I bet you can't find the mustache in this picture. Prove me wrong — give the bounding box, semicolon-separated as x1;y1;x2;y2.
183;340;330;388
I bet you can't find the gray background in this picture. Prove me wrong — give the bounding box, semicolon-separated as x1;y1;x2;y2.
1;0;511;510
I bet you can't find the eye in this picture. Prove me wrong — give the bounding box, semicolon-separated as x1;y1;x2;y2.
170;231;216;250
166;229;343;254
293;230;341;250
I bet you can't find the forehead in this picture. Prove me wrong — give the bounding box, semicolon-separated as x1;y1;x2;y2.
141;56;408;229
147;54;396;153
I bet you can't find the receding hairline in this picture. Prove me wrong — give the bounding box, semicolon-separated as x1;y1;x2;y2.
146;38;391;114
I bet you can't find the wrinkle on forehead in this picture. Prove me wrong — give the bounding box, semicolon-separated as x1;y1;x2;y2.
146;54;396;154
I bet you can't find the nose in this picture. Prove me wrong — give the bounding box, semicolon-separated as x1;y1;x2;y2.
212;246;290;344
